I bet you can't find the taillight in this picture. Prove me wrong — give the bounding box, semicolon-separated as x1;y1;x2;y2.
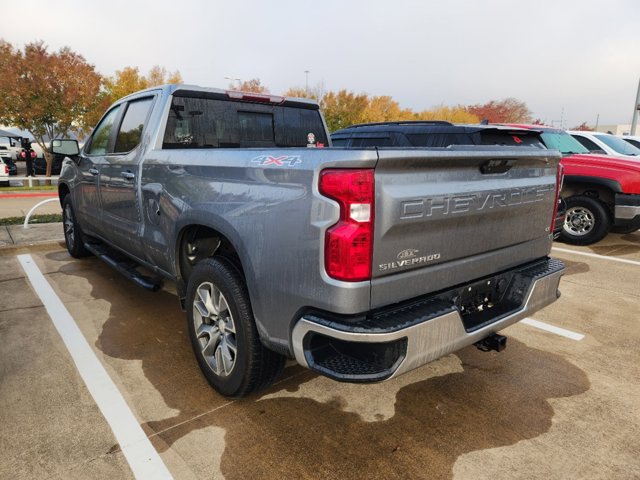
550;162;564;234
3;165;7;174
319;169;374;281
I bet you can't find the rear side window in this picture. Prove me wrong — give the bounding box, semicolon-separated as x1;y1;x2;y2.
114;97;154;153
86;106;121;155
162;96;327;148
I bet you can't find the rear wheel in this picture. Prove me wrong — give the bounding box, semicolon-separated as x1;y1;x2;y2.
559;195;611;246
186;257;285;397
62;196;89;258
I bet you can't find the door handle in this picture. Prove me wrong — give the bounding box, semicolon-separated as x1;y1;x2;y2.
88;168;99;176
121;171;135;180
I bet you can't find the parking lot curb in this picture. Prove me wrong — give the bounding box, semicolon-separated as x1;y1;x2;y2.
0;222;65;253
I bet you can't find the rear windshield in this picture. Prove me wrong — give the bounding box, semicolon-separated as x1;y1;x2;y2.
163;96;327;149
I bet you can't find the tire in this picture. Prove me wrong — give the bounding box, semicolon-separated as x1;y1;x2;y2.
62;196;90;258
559;195;611;246
186;257;285;397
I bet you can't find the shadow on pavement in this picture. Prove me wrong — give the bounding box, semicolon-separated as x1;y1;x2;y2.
51;251;591;480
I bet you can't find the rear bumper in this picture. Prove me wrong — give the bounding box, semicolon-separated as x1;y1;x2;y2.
292;258;564;383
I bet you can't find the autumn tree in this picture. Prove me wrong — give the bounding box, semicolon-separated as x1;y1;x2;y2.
84;65;183;131
321;90;371;132
362;96;415;123
418;105;479;123
0;40;102;176
283;83;325;102
231;78;268;93
571;122;593;131
467;98;532;123
146;65;182;87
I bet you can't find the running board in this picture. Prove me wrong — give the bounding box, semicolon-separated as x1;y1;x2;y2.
83;242;162;292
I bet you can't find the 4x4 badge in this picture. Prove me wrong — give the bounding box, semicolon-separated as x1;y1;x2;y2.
251;155;302;167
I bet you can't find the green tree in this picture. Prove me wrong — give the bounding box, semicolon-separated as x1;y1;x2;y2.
0;40;102;177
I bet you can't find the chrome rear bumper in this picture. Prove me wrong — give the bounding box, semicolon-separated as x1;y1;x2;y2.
292;258;564;382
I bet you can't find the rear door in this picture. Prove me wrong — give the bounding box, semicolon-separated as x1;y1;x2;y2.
370;146;560;308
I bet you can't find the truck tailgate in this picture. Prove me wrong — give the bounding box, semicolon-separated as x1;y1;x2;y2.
371;146;561;308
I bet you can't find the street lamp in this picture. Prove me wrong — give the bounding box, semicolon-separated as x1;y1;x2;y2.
304;70;310;96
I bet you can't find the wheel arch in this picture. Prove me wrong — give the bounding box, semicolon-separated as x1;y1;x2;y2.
173;215;257;309
562;176;620;211
58;182;71;207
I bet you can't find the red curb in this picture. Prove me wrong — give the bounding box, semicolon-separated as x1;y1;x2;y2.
0;193;58;199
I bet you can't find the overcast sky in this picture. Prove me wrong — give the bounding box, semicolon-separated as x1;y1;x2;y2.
3;0;640;127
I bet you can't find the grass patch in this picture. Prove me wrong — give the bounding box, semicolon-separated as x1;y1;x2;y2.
0;213;62;226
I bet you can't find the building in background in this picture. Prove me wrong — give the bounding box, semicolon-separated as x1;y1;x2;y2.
594;124;640;136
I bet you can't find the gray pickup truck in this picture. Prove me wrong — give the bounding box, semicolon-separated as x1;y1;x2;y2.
57;84;565;397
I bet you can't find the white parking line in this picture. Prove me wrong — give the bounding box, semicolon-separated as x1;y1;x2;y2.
521;318;585;341
552;247;640;267
17;254;173;480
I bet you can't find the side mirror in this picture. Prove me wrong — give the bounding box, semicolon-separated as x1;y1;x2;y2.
50;139;80;156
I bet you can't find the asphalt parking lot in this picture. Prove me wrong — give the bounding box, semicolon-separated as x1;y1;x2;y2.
1;233;639;480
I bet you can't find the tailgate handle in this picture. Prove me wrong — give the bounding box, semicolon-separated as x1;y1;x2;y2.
480;159;515;174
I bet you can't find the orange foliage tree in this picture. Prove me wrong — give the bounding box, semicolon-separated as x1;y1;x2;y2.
417;105;479;123
85;65;183;130
0;40;102;176
231;78;269;93
467;98;532;123
571;122;593;131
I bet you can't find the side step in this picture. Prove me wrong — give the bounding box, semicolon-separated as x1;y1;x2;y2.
84;242;162;292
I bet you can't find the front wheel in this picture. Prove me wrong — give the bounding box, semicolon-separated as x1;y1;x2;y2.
186;257;285;397
559;195;611;246
62;196;89;258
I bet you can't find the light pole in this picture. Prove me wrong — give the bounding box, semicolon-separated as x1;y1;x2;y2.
630;77;640;136
304;70;310;96
224;76;241;89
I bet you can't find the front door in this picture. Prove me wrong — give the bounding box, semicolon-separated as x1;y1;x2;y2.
98;96;155;258
76;105;122;235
